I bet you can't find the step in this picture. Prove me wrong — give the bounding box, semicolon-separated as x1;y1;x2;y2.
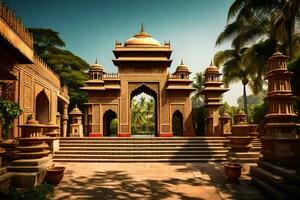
259;161;300;185
53;154;227;159
60;137;228;140
252;177;290;200
0;167;6;176
59;143;228;147
7;162;54;173
54;150;228;155
11;156;51;166
53;158;227;162
59;140;229;144
251;166;300;198
58;146;229;151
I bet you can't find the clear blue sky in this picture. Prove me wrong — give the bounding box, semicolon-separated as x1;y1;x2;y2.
7;0;248;106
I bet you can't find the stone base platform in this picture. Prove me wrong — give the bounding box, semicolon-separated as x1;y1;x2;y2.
251;160;300;199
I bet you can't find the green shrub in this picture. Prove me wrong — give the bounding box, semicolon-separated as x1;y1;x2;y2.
9;183;54;200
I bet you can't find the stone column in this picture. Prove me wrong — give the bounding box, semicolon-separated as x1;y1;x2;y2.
56;112;62;136
62;103;68;137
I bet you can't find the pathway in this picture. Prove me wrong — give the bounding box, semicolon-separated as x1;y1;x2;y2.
53;162;266;200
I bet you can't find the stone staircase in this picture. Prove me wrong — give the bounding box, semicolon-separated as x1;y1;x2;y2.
53;137;230;162
251;161;300;199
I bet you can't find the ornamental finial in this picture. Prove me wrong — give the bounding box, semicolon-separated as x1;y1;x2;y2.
180;58;184;65
141;23;144;32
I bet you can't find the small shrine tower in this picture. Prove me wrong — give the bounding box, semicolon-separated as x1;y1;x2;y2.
262;50;300;167
201;64;229;136
69;105;83;137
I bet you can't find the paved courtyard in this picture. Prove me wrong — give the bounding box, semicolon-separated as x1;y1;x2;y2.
53;162;266;200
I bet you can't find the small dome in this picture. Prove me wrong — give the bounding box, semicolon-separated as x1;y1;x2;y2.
222;112;230;118
205;64;219;74
124;24;161;47
175;59;190;73
90;59;103;71
237;110;246;115
69;105;82;115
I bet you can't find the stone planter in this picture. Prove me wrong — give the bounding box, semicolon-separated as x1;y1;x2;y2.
249;124;259;138
228;136;252;152
224;162;242;183
45;166;65;186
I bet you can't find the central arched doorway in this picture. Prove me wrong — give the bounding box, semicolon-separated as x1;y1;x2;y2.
103;109;118;136
172;110;183;136
36;90;49;124
130;84;157;137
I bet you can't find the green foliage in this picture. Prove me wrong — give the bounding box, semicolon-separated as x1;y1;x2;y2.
0;98;22;139
191;72;204;108
220;102;238;122
28;28;90;109
110;118;118;135
8;183;54;200
236;90;266;122
131;96;155;134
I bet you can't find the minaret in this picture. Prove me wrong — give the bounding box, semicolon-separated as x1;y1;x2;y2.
262;50;300;167
201;63;229;136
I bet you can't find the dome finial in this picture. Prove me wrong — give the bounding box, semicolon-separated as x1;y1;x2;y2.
141;23;145;32
210;60;213;66
95;58;98;64
181;58;184;65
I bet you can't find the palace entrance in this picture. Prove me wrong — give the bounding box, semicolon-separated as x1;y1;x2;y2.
130;84;157;137
82;25;195;137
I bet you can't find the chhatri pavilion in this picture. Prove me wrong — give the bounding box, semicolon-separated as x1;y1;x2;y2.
81;25;195;137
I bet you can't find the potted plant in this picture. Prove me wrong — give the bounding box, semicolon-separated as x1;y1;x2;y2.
45;166;66;186
224;157;243;183
0;98;22;139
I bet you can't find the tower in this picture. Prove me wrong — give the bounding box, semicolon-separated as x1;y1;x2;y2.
201;64;229;136
262;50;300;167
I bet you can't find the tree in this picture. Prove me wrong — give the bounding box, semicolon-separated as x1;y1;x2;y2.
0;98;22;139
191;72;204;108
28;28;90;110
214;48;250;121
226;0;300;59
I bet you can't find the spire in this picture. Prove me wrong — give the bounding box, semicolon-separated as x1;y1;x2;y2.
210;60;213;66
141;23;145;32
95;58;98;64
180;58;184;65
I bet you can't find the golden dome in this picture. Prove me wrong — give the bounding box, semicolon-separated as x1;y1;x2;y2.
205;62;220;75
124;24;161;47
175;59;190;73
90;59;103;71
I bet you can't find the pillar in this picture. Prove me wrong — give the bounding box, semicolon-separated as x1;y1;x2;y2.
62;103;68;137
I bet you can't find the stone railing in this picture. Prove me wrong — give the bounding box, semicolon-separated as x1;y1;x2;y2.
0;2;33;48
104;73;120;79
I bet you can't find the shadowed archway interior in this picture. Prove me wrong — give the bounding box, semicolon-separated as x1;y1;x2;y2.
103;109;118;137
36;90;49;124
172;110;183;136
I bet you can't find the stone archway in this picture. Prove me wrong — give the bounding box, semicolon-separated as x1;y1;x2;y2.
103;109;118;137
36;90;50;124
172;110;183;136
130;84;158;136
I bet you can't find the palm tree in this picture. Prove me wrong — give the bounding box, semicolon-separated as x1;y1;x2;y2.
226;0;300;59
191;72;205;107
131;100;146;133
214;48;250;121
